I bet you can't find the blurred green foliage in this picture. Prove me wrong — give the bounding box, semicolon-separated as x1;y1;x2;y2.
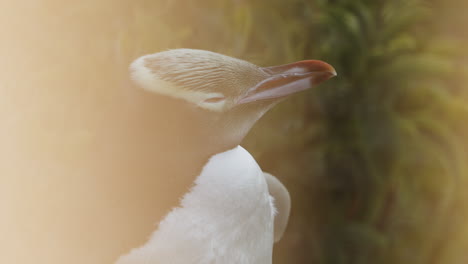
313;1;468;264
117;0;468;263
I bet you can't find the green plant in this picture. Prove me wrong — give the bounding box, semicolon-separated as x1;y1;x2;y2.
313;0;468;263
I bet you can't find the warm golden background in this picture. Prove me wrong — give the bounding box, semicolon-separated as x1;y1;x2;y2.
1;0;468;263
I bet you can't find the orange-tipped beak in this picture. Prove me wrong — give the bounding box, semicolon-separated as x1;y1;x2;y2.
238;60;337;104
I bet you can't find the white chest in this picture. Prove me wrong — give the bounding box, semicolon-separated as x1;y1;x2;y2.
116;146;275;264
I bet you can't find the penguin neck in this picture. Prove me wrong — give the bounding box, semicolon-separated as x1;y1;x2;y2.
135;95;270;159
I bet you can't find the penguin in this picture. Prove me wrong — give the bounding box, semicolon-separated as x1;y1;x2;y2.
115;49;336;264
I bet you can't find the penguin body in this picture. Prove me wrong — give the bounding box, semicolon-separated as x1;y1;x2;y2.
116;146;275;264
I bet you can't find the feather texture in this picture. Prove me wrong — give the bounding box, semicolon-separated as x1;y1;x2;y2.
116;146;276;264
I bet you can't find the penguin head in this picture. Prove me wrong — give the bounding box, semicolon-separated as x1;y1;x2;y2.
130;49;336;148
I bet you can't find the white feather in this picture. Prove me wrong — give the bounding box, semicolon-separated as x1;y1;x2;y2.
115;146;276;264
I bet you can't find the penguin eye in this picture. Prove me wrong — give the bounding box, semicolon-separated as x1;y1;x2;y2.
204;96;226;103
197;93;227;111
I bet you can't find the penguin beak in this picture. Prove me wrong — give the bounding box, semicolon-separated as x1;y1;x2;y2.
238;60;337;104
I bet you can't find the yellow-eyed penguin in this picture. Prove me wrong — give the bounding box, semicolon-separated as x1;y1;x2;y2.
115;49;336;264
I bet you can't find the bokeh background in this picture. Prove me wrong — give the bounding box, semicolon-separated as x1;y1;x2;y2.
1;0;468;263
